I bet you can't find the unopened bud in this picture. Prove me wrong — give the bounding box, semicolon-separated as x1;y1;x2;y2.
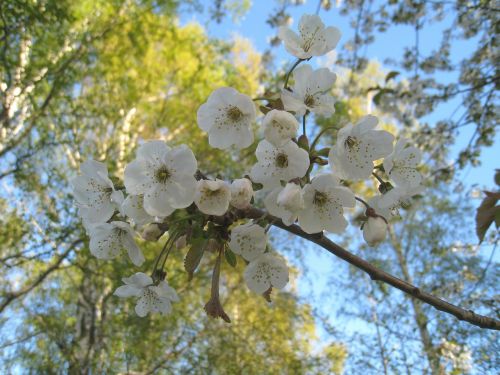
362;217;387;247
297;134;309;150
141;223;164;242
378;181;393;194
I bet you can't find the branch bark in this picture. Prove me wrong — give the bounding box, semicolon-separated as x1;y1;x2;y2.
237;207;500;331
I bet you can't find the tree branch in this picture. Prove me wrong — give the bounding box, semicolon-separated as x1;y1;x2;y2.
238;207;500;331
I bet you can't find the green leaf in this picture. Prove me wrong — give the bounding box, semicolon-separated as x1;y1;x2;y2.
385;71;400;82
224;247;237;267
184;238;206;280
475;191;500;243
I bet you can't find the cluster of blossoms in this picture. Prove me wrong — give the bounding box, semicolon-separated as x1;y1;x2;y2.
71;14;425;320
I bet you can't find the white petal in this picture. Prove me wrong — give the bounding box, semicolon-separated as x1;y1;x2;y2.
165;144;198;176
194;180;231;216
307;68;336;94
244;260;271;294
156;281;180;302
135;294;151;317
89;223;122;260
122;232;145;266
143;183;176;217
122;272;153;288
136;140;170;164
124;159;151;195
114;285;142;298
229;223;267;261
262;109;299;146
121;195;155;227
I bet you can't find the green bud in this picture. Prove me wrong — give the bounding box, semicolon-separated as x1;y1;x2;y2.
379;181;394;194
297;134;309;150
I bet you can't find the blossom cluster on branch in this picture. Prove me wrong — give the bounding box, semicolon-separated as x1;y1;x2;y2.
71;14;424;321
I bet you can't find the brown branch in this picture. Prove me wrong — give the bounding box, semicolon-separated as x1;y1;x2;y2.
237;207;500;331
0;239;82;314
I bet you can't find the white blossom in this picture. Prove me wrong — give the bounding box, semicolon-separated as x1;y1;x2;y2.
229;223;267;261
244;253;289;294
329;115;394;180
197;87;256;149
278;14;341;59
264;183;304;226
124;141;197;217
71;159;123;224
281;64;336;117
89;221;145;266
250;139;309;190
363;217;387;246
121;195;158;227
262;109;299;146
229;178;253;209
299;174;355;234
194;179;231;216
114;272;179;317
383;138;422;188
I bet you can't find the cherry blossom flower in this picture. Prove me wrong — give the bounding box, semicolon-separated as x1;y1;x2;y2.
229;178;253;209
229;223;267;261
121;195;157;227
197;87;256;149
89;221;145;266
262;109;299;146
281;64;336;117
278;14;341;59
194;179;231;216
298;174;355;234
250;140;309;190
71;159;123;224
114;272;179;317
264;182;304;226
244;253;289;294
383;138;422;188
363;217;387;246
124;140;197;217
329;115;394;180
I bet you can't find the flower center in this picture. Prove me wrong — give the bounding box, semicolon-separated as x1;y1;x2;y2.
344;136;359;149
204;187;223;198
275;153;289;168
227;106;243;122
155;166;171;183
313;191;328;207
304;94;315;107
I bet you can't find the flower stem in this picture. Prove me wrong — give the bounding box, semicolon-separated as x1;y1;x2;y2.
355;196;370;208
310;126;337;151
284;58;304;89
372;171;385;184
302;113;307;136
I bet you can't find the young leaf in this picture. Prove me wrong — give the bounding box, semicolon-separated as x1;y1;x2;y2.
184;238;206;280
224;247;237;267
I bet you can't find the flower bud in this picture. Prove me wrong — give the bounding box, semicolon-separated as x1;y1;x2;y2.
230;178;253;209
277;182;304;212
141;223;164;242
363;217;387;246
